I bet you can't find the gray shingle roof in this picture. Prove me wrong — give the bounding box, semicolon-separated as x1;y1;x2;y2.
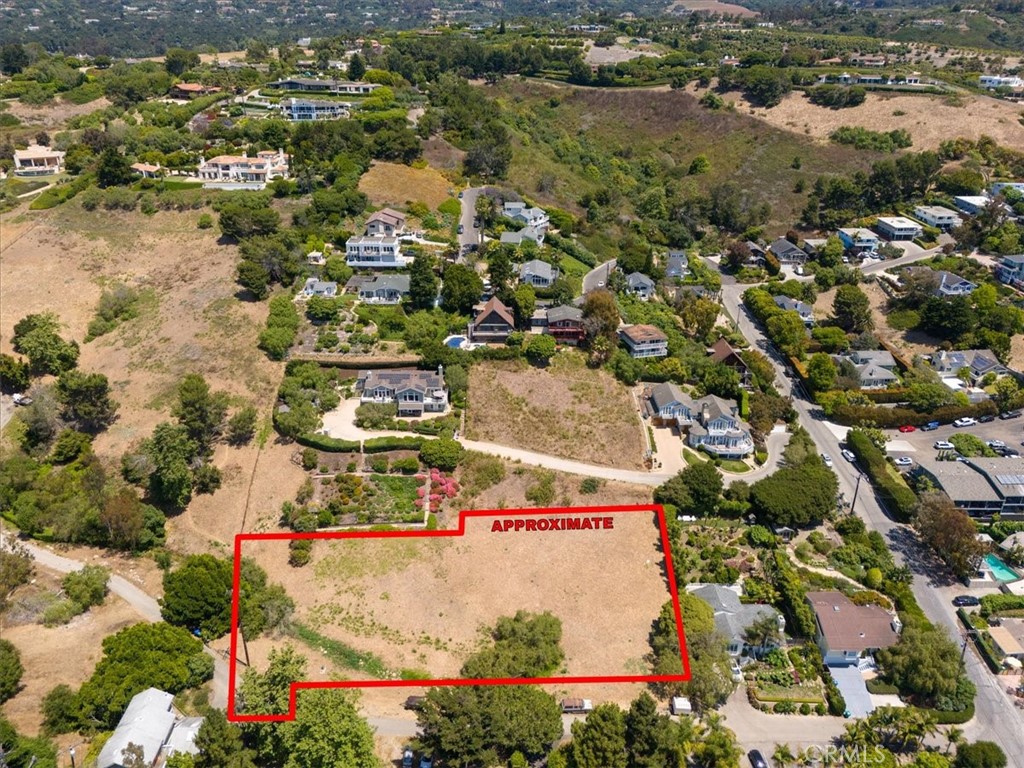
650;382;686;411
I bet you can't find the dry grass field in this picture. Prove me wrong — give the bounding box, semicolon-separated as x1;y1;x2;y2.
239;507;673;689
668;0;758;16
358;161;456;211
4;97;114;128
735;90;1024;151
465;355;648;470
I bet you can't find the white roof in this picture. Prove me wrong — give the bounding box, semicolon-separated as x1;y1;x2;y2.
877;216;921;228
97;688;175;768
14;145;64;159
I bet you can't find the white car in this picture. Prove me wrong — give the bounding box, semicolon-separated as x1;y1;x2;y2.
934;440;955;450
953;417;977;427
894;457;913;467
821;453;833;468
987;440;1006;449
841;449;856;462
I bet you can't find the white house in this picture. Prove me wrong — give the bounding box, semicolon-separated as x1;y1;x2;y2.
979;75;1024;89
903;267;976;297
301;278;338;298
197;149;289;188
345;236;409;268
356;368;448;417
991;182;1024;197
97;688;202;768
13;145;65;176
502;201;549;229
875;216;923;241
806;591;900;666
647;384;754;458
619;325;668;359
365;208;406;237
953;195;992;216
996;254;1024;289
519;259;559;288
913;205;962;231
281;98;349;121
268;77;381;94
837;228;879;254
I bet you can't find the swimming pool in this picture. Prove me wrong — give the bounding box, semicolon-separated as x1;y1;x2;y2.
984;553;1021;582
445;335;467;349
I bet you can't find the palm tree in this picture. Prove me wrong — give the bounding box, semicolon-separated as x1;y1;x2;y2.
945;725;965;755
773;743;796;768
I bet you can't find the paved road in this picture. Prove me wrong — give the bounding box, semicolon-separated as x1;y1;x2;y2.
0;395;14;432
0;532;230;710
583;259;616;294
458;186;484;254
717;274;1024;759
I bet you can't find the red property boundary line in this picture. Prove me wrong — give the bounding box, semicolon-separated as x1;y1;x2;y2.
227;504;690;722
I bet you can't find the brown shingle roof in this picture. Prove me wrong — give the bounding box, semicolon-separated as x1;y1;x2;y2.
709;337;739;363
474;296;515;327
621;324;667;343
806;591;899;653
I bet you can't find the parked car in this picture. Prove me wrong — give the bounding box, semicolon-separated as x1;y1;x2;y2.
987;440;1007;449
420;758;433;768
978;414;996;423
898;425;916;433
995;448;1020;458
11;393;32;406
953;417;977;427
894;457;913;466
748;750;769;768
934;440;955;450
921;421;940;431
821;453;833;468
841;449;856;463
999;410;1021;420
402;749;414;768
952;595;980;607
456;224;464;234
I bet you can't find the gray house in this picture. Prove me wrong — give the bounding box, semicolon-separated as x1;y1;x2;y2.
647;386;754;458
772;295;815;325
357;274;410;304
626;272;656;300
687;584;785;658
519;259;560;288
356;368;448;416
665;251;690;279
769;237;808;264
500;225;546;246
97;688;202;768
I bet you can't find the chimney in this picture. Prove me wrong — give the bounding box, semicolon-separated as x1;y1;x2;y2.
437;364;444;378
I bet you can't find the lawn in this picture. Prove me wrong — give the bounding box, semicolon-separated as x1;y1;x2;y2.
358;161;455;210
465;354;647;470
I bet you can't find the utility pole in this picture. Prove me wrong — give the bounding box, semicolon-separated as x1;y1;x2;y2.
850;472;864;513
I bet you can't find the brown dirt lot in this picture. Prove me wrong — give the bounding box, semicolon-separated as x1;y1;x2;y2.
668;0;758;16
358;162;456;211
737;90;1024;151
1;569;141;735
5;96;113;129
240;507;674;686
466;356;647;470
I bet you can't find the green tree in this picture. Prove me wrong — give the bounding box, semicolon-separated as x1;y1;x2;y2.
237;645;307;764
953;742;1006;768
488;248;515;295
306;296;339;322
161;554;234;637
440;264;484;315
624;692;662;768
172;373;228;452
409;252;439;310
511;284;536;328
96;148;135;188
877;624;962;704
811;326;850;353
817;235;845;268
12;313;79;375
61;565;109;610
806;353;838;392
688;154;711;175
195;710;256;768
0;43;30;74
227;406;259;445
915;493;985;582
419;438;464;470
55;370;118;431
0;354;30;393
766;312;808;358
832;284;872;333
219;203;280;240
143;422;198;508
164;47;200;76
682;462;724;517
582;289;621;346
41;684;81;734
281;688;378;768
526;333;557;364
347;52;366;81
237;260;271;299
571;703;627;768
0;640;23;704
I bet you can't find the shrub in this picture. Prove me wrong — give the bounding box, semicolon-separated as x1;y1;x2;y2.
301;447;319;471
773;700;796;714
391;456;420;473
363;436;424;453
0;640;22;704
295;433;360;453
61;565;108;609
289;539;312;567
846;429;918;522
41;599;81;627
747;525;776;548
197;213;213;229
799;702;812;715
419;437;464;470
368;455;389;473
979;593;1024;617
579;477;601;494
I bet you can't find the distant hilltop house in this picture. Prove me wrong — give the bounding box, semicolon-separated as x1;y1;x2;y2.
97;688;202;768
817;72;921;86
356;367;448;417
912;204;962;231
268;77;381;95
13;144;65;176
130;162;162;179
197;149;289;189
619;324;668;359
849;53;887;67
979;74;1024;89
647;384;755;458
470;296;516;343
902;266;976;297
170;82;221;99
519;259;559;289
991;181;1024;196
996;254;1024;289
281;98;349;121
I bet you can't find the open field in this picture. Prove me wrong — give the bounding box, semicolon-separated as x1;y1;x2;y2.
235;507;675;706
4;96;113;128
668;0;758;16
733;90;1024;151
584;40;664;67
358;161;456;211
465;355;647;470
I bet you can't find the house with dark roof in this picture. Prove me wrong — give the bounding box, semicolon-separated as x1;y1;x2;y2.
930;349;1005;385
665;251;690;279
996;254;1024;289
903;266;976;297
745;241;767;265
912;456;1024;520
366;208;406;237
646;386;754;458
687;584;785;658
708;338;752;389
470;297;516;342
544;305;585;345
769;237;808;264
772;295;815;325
356;368;448;416
619;325;668;359
500;226;545;246
806;591;900;666
519;259;560;288
356;274;410;304
626;272;656;300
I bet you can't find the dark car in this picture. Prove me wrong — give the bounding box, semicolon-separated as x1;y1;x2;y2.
1000;410;1022;420
921;421;940;431
456;224;464;235
748;750;770;768
978;414;996;423
952;595;980;607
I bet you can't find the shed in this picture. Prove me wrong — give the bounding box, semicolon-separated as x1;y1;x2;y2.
670;696;692;715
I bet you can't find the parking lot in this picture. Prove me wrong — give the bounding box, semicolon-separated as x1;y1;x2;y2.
881;414;1024;464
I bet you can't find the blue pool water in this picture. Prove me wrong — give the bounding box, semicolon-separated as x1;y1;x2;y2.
985;553;1021;582
446;336;467;348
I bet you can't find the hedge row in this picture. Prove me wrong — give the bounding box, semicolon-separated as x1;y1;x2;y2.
979;593;1024;617
295;434;361;453
832;400;997;429
362;436;427;453
861;388;911;404
925;702;975;725
771;551;818;638
957;608;1002;674
845;430;919;522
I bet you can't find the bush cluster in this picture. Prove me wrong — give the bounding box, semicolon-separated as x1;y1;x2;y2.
845;429;918;521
